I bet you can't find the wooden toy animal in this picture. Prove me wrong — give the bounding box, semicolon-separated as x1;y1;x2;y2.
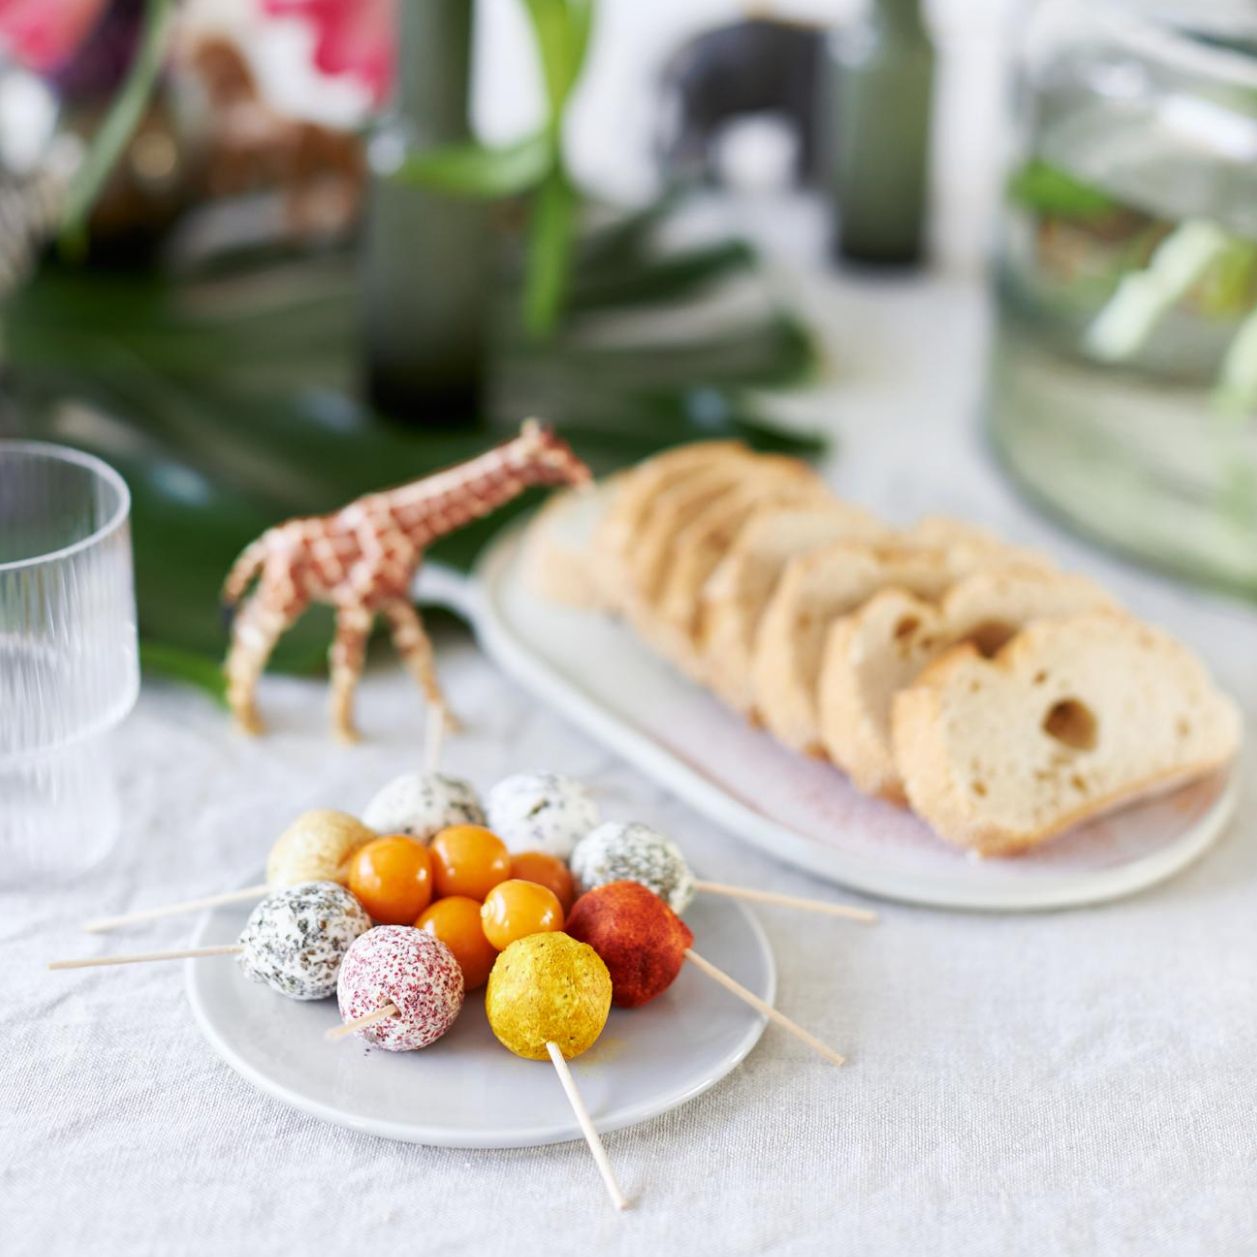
222;420;590;741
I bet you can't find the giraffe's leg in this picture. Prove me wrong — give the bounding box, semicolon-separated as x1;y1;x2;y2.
225;592;297;736
380;599;460;733
329;603;373;743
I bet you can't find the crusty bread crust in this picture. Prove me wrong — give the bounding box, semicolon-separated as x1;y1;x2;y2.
892;613;1242;856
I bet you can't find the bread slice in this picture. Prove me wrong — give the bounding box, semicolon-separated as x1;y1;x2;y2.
594;440;745;562
750;540;961;753
650;476;831;663
818;566;1118;799
892;612;1242;856
909;515;1054;573
626;454;813;606
625;460;822;674
700;503;890;712
593;442;751;609
524;478;622;609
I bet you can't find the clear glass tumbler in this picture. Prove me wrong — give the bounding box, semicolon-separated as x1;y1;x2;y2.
0;441;139;877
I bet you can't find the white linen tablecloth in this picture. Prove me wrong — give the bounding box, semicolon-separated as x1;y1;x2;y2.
5;251;1257;1257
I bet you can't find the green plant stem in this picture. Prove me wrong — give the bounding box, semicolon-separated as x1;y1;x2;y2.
1084;219;1232;362
392;132;551;197
524;169;576;337
59;0;178;256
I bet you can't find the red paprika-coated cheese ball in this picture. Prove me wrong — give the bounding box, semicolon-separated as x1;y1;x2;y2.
564;880;694;1008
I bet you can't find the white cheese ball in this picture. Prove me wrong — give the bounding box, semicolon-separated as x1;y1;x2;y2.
237;882;371;1001
362;772;485;843
570;821;695;914
485;772;599;858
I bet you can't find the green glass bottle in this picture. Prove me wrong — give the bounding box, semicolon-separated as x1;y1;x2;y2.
361;0;490;422
826;0;935;267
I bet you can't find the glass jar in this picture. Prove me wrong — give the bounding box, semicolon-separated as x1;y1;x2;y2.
988;0;1257;596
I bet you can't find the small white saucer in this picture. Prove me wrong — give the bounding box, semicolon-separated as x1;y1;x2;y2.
186;881;775;1148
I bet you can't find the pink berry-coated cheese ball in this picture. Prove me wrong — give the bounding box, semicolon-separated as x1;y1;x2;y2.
336;925;464;1052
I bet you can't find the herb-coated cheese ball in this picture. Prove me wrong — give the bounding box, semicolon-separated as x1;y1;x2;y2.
570;822;695;914
362;772;485;843
485;772;599;858
336;925;465;1051
565;881;694;1008
266;810;377;888
485;932;611;1061
237;881;370;1001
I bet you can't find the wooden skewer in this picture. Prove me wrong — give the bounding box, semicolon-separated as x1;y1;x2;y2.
545;1041;629;1212
83;884;270;933
683;948;845;1068
424;702;447;774
692;881;877;924
326;1004;399;1042
48;944;244;971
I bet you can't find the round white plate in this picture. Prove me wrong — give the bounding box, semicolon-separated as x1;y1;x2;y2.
417;513;1239;914
186;882;775;1148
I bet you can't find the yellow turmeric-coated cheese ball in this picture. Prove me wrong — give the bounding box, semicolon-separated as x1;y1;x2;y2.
266;810;376;888
485;932;612;1061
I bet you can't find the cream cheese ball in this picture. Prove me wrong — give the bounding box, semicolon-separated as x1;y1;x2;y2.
337;925;464;1051
266;810;376;888
362;772;485;843
485;772;599;858
237;882;370;1001
570;822;695;914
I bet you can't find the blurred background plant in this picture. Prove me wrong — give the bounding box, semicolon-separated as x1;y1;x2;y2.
4;0;1254;701
0;0;825;694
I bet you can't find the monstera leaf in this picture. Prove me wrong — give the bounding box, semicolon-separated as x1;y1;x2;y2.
2;197;825;695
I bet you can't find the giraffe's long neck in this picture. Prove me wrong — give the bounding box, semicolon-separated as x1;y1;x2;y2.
378;439;543;549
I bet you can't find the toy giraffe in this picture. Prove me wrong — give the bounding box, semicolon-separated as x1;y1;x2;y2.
221;420;591;741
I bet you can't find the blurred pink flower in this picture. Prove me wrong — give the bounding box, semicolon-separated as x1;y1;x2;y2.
262;0;394;103
0;0;109;72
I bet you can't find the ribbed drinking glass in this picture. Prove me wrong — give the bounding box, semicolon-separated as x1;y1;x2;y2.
0;441;139;877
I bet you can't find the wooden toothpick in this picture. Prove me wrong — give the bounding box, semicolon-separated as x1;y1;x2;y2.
692;881;877;924
48;945;244;971
83;885;270;933
325;1003;399;1042
684;948;845;1068
424;702;447;774
546;1041;629;1212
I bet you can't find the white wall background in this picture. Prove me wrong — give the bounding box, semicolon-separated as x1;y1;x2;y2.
189;0;1021;228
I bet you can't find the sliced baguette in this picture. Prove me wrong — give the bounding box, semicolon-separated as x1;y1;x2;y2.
652;477;831;657
751;540;961;753
594;440;745;562
524;478;622;609
626;461;823;675
818;566;1118;799
593;442;752;609
700;502;890;712
892;612;1242;856
626;453;812;607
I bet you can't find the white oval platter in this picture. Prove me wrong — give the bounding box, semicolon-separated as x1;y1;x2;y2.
415;517;1238;914
186;880;775;1148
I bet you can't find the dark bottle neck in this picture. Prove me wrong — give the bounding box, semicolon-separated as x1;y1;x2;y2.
865;0;929;40
394;0;476;141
